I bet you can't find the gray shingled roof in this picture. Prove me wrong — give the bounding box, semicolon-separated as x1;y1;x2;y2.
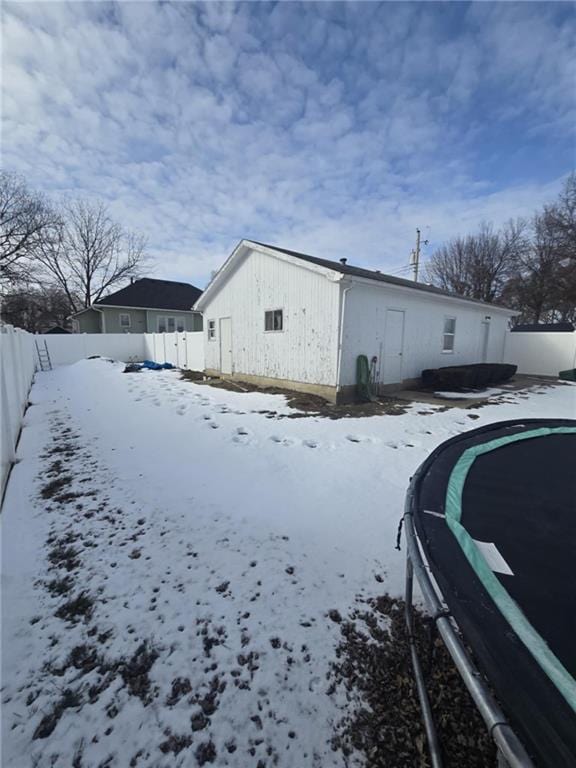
252;241;514;312
96;278;202;311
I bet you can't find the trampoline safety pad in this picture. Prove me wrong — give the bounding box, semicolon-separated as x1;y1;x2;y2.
407;419;576;768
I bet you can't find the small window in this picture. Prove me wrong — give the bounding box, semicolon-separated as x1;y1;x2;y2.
119;313;131;329
208;320;216;340
167;317;176;333
443;317;456;352
176;317;185;332
265;309;283;332
157;316;167;333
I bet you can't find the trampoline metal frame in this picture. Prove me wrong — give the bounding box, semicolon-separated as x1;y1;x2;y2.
403;508;535;768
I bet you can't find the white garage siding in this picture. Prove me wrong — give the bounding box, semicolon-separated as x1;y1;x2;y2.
338;281;513;390
203;248;341;387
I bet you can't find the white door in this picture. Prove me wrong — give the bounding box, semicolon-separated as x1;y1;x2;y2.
481;321;490;362
220;317;232;374
382;310;405;384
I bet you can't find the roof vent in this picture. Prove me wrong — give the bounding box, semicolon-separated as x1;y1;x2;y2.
340;258;347;265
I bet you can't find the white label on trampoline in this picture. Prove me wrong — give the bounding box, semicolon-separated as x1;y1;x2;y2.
423;509;445;519
473;540;514;576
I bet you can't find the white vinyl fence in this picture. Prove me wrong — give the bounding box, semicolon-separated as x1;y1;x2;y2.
36;333;145;366
36;331;205;371
1;328;205;499
504;331;576;377
1;326;36;497
143;332;205;371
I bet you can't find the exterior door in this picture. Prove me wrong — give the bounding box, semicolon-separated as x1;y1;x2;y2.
481;321;490;362
219;317;232;374
382;309;405;384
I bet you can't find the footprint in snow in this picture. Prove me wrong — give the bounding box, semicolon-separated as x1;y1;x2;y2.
208;422;219;430
176;405;188;416
303;439;318;449
233;427;251;444
270;436;296;447
346;434;374;444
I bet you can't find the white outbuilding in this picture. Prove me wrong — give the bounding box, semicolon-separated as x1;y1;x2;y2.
194;240;517;402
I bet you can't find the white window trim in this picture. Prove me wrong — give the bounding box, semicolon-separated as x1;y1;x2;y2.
156;315;184;333
207;319;217;341
442;316;456;353
119;312;131;329
264;308;284;333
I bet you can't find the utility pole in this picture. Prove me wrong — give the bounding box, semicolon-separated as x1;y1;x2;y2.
410;228;428;282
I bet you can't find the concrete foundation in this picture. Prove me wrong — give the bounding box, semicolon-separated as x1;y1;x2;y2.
204;369;340;402
204;369;422;404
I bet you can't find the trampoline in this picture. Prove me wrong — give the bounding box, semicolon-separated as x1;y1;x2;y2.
403;419;576;768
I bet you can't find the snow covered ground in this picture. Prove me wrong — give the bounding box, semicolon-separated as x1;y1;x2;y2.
2;360;574;767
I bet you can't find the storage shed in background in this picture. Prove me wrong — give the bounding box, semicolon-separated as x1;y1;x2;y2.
194;240;517;402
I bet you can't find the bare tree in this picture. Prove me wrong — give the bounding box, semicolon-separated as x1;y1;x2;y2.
0;171;59;284
426;220;526;303
0;285;72;332
503;175;576;323
543;172;576;261
37;200;147;312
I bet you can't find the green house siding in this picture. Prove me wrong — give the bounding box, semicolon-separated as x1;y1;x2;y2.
73;308;203;333
101;308;147;333
145;310;203;333
75;309;102;333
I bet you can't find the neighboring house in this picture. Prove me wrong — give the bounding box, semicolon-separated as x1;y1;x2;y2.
194;240;517;402
71;278;203;334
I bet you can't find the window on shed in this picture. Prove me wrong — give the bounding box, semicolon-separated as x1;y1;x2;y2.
176;317;186;332
265;309;283;332
119;313;131;329
157;316;167;333
442;317;456;352
208;320;216;340
167;317;176;333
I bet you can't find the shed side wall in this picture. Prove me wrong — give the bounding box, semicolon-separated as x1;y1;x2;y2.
339;284;511;387
202;248;340;386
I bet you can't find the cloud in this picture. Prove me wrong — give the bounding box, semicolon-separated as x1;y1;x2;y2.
2;1;573;286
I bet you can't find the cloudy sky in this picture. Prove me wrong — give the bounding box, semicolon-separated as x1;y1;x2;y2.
3;2;575;287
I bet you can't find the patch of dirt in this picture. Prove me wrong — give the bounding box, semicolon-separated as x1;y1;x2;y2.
166;677;192;706
195;741;217;765
55;592;95;623
180;369;206;382
180;372;411;419
119;641;160;704
40;475;74;499
33;687;83;740
44;575;74;597
159;732;193;755
330;595;497;768
48;544;81;572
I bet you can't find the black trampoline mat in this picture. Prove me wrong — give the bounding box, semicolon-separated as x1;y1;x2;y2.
461;434;576;676
410;419;576;768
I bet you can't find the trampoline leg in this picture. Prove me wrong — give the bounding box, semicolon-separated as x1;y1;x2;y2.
405;554;444;768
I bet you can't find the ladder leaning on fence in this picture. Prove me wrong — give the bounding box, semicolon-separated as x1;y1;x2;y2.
35;340;52;371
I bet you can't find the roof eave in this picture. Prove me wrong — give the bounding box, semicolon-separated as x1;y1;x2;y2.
345;273;518;314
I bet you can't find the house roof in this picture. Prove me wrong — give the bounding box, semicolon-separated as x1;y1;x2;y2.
252;241;515;312
95;278;202;312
